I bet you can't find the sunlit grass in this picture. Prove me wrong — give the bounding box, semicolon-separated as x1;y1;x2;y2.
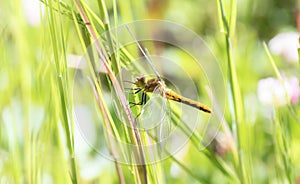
1;0;299;183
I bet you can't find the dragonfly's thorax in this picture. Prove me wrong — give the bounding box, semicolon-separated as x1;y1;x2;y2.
145;78;165;93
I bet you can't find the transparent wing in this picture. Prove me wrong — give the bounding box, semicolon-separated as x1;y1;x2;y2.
138;85;172;145
126;26;160;79
157;95;172;143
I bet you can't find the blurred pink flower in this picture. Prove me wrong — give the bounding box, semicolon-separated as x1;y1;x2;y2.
257;76;300;106
268;32;299;63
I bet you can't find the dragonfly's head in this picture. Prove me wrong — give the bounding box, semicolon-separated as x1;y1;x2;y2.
134;75;147;88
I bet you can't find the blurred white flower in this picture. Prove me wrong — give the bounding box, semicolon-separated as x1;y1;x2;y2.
67;54;108;73
268;32;299;63
257;76;300;107
23;0;44;26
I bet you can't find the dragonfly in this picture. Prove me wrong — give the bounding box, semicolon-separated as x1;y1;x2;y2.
125;26;212;114
129;74;212;114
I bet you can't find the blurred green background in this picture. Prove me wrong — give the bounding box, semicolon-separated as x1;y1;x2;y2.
0;0;300;183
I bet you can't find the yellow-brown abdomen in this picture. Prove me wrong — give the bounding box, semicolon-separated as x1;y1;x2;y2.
165;90;212;113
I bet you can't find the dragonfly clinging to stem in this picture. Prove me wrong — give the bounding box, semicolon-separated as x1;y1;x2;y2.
126;26;212;114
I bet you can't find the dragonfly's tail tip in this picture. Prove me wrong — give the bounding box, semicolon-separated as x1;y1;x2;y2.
203;108;212;114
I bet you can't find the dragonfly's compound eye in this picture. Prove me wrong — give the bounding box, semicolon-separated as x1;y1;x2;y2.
136;75;145;82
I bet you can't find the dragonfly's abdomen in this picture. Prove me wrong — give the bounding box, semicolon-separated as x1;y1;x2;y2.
165;90;212;113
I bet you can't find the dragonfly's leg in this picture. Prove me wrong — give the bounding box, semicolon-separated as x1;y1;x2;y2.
123;80;135;84
134;88;142;94
142;92;147;105
129;96;144;107
124;87;140;91
125;88;142;94
135;111;142;118
129;102;139;107
135;93;147;118
129;92;146;107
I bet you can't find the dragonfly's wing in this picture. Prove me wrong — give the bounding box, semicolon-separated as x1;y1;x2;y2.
138;86;163;127
156;88;172;144
140;86;172;146
144;48;161;79
126;25;161;79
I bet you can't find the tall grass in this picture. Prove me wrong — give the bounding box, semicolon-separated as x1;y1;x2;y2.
1;0;299;183
216;0;251;183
